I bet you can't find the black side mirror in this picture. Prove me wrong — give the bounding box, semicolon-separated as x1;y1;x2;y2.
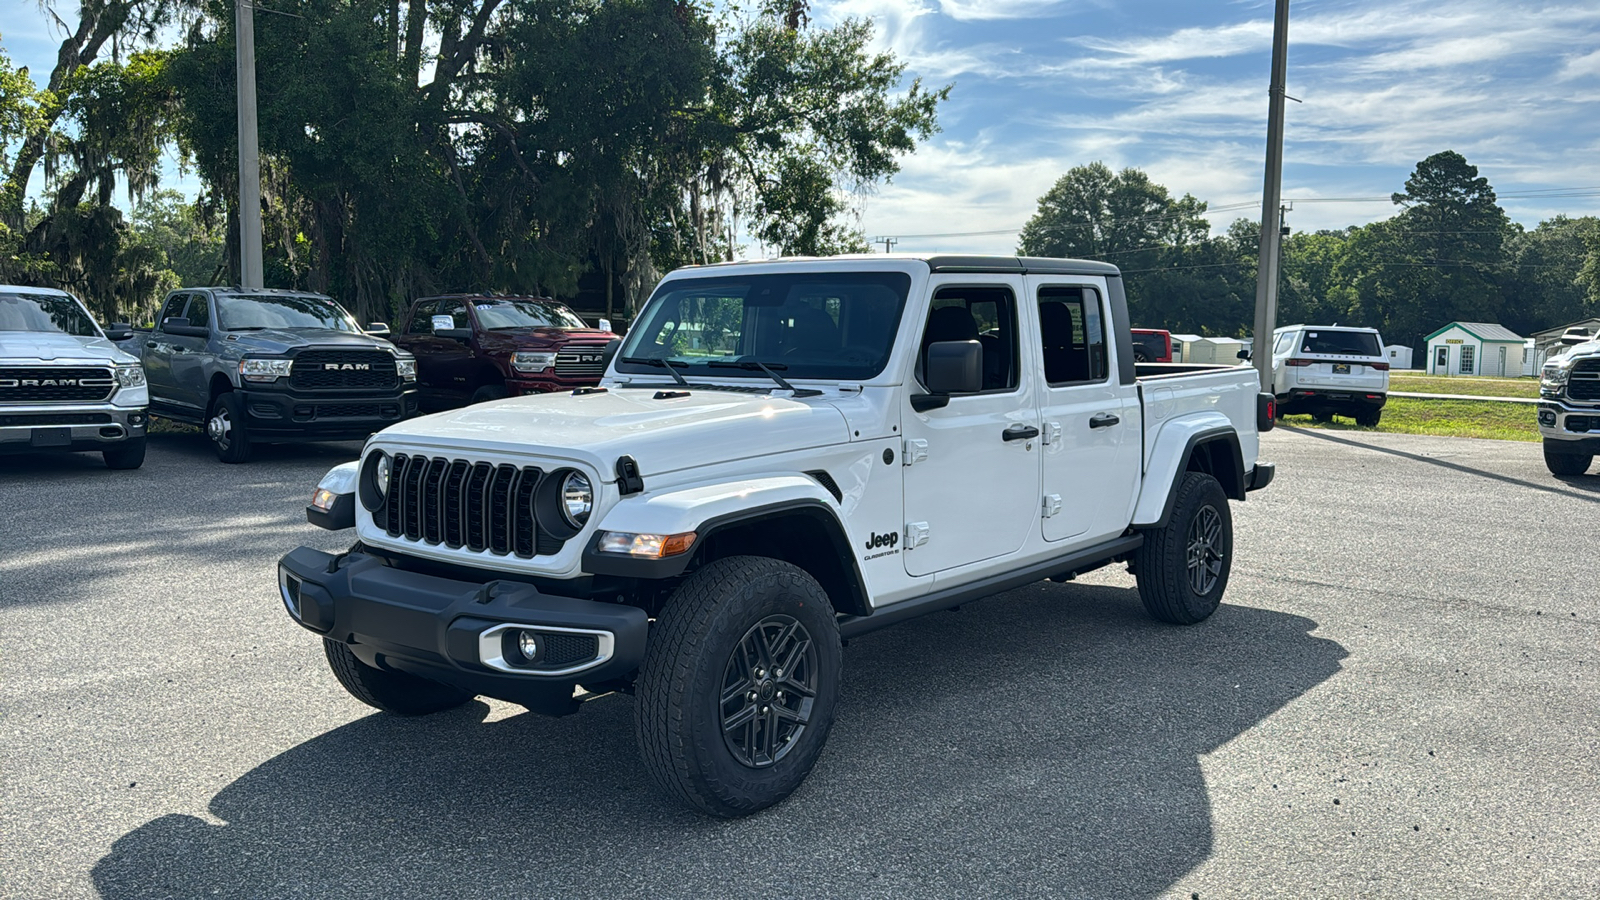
161;317;208;338
600;338;622;370
1237;348;1252;360
913;340;983;411
436;327;473;342
366;322;391;336
105;322;133;341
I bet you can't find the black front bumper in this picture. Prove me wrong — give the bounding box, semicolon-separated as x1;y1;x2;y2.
278;547;648;715
239;385;418;441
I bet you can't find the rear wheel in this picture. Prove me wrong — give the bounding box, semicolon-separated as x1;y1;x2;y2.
322;639;474;715
1355;409;1382;427
635;556;842;817
207;391;252;463
1135;472;1233;625
1311;412;1333;424
102;437;146;470
1543;442;1594;476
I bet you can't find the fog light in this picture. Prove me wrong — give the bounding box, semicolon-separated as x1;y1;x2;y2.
517;630;540;662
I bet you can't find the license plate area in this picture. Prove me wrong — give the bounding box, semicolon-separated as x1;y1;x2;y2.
31;428;72;447
1333;363;1351;374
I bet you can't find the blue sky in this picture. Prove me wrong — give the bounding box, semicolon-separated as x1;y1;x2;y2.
5;0;1600;254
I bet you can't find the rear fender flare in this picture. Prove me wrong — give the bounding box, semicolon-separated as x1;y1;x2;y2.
1132;414;1244;528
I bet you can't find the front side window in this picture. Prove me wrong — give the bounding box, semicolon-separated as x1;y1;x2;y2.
184;295;211;330
921;286;1020;392
216;294;361;332
473;299;587;330
0;291;101;336
159;294;188;326
615;272;910;381
407;300;438;334
1037;286;1107;385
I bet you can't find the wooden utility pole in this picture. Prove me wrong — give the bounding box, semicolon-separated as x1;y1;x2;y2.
1250;0;1290;389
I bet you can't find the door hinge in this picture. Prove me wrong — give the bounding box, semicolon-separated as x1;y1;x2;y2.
1042;494;1062;518
904;521;930;548
902;438;929;466
1043;422;1062;446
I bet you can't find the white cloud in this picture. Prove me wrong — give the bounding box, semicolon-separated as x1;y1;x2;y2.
935;0;1071;21
1556;48;1600;81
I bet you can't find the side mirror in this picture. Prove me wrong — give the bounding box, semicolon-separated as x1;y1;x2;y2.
598;318;613;333
162;317;208;338
436;327;473;342
1237;348;1252;360
600;338;621;370
913;340;983;411
105;322;133;341
366;322;391;336
430;314;455;332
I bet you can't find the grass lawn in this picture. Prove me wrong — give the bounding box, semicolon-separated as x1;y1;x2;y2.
1280;397;1539;442
1388;371;1541;399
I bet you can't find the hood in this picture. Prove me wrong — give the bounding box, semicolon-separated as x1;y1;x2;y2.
0;330;138;365
372;387;850;478
226;328;400;355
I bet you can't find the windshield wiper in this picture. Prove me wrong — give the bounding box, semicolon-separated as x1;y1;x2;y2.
707;357;822;397
621;356;691;387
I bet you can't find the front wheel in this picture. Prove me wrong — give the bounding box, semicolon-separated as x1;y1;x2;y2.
470;384;509;404
635;556;842;817
1543;442;1594;476
322;639;474;715
1135;472;1233;625
207;392;252;463
102;437;146;470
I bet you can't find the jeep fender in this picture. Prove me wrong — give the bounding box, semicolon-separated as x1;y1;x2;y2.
1131;413;1244;528
581;474;870;615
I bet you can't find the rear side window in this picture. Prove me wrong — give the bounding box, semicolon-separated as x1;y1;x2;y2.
1038;287;1108;384
1301;330;1380;356
1274;332;1296;354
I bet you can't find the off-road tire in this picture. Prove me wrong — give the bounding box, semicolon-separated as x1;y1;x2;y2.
470;385;509;404
635;556;842;818
102;437;146;470
1543;443;1593;477
322;638;473;715
1355;409;1382;427
1135;472;1233;625
207;391;252;463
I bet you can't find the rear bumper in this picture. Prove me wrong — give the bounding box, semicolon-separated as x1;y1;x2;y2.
238;385;418;440
1246;462;1276;492
0;404;148;453
277;546;647;714
1277;389;1386;415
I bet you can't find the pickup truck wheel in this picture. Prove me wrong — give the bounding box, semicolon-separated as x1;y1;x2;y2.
1355;409;1382;427
1543;442;1594;476
322;639;473;715
1136;472;1233;625
207;392;252;463
102;437;146;470
635;556;842;817
470;385;508;404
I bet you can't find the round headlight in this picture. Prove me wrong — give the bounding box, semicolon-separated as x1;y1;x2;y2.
560;471;593;527
375;452;391;495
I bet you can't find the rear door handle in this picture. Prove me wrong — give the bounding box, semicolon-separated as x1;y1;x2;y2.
1003;424;1040;442
1089;413;1120;429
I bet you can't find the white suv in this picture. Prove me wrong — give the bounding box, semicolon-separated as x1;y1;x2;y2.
1269;324;1389;426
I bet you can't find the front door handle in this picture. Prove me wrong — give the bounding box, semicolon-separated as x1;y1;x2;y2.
146;341;157;348
1003;424;1040;442
1089;413;1120;429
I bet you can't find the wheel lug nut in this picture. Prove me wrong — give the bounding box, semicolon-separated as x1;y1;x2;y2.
747;691;757;701
775;668;783;678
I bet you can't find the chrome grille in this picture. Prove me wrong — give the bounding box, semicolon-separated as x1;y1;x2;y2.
290;350;398;390
554;343;611;378
380;453;558;557
0;367;115;402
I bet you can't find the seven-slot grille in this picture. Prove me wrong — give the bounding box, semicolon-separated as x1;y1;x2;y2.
0;367;115;402
554;343;612;378
379;454;563;558
1567;358;1600;402
290;350;398;390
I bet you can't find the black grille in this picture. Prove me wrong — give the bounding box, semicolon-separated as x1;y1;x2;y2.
0;412;114;427
0;367;115;402
380;453;564;557
539;632;600;668
1567;361;1600;401
554;343;611;379
1565;415;1597;433
289;351;398;390
299;403;401;420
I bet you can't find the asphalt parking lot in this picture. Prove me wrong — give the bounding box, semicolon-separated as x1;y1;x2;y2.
2;427;1597;899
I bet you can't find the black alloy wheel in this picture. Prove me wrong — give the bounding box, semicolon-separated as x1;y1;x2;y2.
1186;504;1226;596
719;615;819;769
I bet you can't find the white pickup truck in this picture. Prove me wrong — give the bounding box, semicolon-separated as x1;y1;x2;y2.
279;255;1276;816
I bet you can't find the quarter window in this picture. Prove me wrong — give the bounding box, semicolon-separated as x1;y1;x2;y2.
1274;332;1296;355
1037;286;1107;384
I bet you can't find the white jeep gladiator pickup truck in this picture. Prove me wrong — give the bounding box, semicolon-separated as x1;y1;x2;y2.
279;255;1276;816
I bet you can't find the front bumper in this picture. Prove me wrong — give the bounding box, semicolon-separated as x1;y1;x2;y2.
0;404;148;454
278;547;647;715
1276;389;1386;416
1538;400;1600;452
238;384;418;440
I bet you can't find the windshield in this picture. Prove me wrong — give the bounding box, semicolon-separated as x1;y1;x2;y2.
615;272;911;382
0;291;102;337
472;299;588;330
216;293;360;332
1300;330;1381;356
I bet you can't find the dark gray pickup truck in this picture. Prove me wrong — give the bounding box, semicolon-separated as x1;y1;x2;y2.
118;287;419;462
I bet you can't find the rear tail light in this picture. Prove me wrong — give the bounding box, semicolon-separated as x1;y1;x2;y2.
1285;358;1315;367
1368;362;1390;371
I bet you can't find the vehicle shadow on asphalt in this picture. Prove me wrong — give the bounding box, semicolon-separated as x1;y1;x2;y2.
1279;425;1600;500
90;584;1346;900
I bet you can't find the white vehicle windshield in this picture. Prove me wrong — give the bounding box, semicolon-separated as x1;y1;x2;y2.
217;294;361;332
0;291;101;337
615;272;911;381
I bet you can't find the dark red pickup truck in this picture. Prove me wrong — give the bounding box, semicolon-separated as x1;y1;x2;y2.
391;295;619;410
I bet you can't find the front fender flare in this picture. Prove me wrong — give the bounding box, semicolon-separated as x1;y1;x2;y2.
1131;413;1242;528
